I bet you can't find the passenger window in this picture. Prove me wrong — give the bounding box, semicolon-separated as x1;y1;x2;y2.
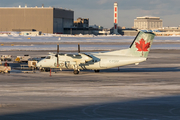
46;56;51;59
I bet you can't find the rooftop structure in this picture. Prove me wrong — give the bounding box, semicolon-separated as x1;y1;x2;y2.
74;18;89;28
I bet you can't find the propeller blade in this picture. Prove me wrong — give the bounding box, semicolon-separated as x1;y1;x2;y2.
78;43;80;53
57;44;59;54
57;44;59;67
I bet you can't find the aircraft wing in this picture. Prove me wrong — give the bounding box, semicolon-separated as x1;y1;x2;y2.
49;52;93;63
65;53;93;63
64;53;82;59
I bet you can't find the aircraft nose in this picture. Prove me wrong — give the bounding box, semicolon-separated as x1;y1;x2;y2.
36;61;42;68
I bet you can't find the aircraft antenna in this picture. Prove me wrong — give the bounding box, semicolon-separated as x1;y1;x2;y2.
78;43;80;53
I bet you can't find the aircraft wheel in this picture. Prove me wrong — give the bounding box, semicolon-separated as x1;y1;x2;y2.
73;70;79;74
94;70;100;73
45;68;50;72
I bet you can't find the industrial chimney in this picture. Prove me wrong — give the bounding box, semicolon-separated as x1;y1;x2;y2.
114;2;119;34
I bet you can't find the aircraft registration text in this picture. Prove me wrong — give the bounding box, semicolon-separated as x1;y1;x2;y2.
109;60;119;63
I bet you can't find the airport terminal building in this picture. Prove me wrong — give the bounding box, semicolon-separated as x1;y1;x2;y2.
0;6;74;34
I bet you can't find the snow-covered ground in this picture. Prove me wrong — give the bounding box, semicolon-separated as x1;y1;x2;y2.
0;44;180;51
0;34;180;42
0;35;180;51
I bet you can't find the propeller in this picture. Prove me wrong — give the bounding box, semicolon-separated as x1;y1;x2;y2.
56;44;59;67
78;43;80;53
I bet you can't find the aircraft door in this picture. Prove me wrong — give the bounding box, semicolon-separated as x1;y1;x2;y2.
100;58;108;68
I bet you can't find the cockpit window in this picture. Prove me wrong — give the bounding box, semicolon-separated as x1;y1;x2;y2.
46;56;51;59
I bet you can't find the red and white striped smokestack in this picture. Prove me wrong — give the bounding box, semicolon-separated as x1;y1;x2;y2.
114;2;119;34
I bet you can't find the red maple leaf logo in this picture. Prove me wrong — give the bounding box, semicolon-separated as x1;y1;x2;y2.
135;38;150;56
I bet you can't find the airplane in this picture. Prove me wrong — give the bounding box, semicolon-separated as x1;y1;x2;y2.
36;31;155;74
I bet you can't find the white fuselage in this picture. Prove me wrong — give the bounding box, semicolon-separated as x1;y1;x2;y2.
83;54;146;70
37;49;147;70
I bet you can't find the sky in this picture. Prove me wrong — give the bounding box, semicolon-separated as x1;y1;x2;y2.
0;0;180;29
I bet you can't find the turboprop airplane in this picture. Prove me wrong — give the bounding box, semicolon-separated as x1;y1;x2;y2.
36;31;155;74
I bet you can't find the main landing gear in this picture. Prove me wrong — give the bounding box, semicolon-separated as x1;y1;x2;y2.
73;70;100;74
73;70;79;74
94;70;100;73
73;64;79;74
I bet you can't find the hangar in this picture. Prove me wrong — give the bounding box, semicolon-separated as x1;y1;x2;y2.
0;6;74;34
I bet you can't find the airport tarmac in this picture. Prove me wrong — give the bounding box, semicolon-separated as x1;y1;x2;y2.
0;49;180;120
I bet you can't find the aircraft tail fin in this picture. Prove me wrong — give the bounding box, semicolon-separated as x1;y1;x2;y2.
129;31;155;58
